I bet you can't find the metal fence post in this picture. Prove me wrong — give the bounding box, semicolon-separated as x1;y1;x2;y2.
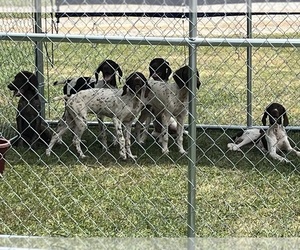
187;0;197;246
34;0;45;118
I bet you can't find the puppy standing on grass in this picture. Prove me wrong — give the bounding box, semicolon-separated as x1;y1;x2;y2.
53;59;123;144
135;58;173;143
137;65;201;154
46;72;151;160
7;71;52;147
227;102;300;163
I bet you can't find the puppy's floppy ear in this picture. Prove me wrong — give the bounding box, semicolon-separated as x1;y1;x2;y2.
117;66;123;82
121;85;127;96
95;61;104;82
144;82;151;98
283;113;289;126
262;111;268;126
282;107;289;126
165;61;172;80
173;66;188;89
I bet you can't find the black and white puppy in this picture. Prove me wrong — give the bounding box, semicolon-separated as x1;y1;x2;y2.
46;72;151;160
53;59;122;99
148;58;179;136
7;71;52;147
149;57;172;81
228;102;300;163
137;66;201;154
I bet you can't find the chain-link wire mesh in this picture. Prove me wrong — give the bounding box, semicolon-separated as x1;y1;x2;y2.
0;0;300;243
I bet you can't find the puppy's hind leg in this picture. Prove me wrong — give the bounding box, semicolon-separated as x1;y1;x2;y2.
160;112;170;155
97;115;107;150
124;121;137;160
283;141;300;158
227;129;261;152
113;117;127;160
135;108;151;144
175;116;186;154
72;117;88;159
46;123;69;156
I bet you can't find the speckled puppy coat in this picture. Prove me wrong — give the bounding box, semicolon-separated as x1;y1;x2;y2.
137;65;201;154
228;102;300;163
46;72;150;160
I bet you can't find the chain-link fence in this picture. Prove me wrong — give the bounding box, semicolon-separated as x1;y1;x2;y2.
1;0;300;245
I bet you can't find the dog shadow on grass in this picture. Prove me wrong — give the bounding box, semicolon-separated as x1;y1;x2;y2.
4;127;300;175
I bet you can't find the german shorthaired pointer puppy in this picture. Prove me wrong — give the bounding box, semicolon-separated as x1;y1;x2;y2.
46;72;150;160
228;102;300;163
137;65;201;154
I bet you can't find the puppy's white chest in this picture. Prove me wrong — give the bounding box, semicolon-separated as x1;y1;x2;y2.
271;125;285;141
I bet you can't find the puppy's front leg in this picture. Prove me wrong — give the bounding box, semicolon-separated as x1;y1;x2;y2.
160;112;170;154
267;136;290;163
124;122;137;159
176;115;186;154
135;108;151;144
113;117;127;160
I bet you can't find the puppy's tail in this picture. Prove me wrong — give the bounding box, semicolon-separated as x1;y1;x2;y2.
53;79;66;86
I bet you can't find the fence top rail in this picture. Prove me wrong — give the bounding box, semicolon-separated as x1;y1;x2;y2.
55;11;300;19
1;32;300;47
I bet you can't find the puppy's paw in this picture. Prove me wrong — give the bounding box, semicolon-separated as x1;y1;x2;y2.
119;153;127;161
127;154;137;160
280;158;291;164
227;143;241;151
45;149;51;156
162;148;169;155
79;154;87;159
179;149;187;154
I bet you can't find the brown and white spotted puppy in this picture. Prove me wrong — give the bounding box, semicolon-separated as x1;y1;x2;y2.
46;72;150;160
7;71;52;147
228;102;300;163
137;65;201;154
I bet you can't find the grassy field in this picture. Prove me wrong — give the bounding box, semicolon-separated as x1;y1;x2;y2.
1;39;300;237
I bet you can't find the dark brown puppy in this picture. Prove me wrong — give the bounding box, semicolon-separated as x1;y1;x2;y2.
7;71;52;147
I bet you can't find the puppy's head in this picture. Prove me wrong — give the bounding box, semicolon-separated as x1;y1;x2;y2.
173;66;201;89
95;59;123;87
122;72;150;98
7;71;39;97
149;58;172;81
262;102;289;126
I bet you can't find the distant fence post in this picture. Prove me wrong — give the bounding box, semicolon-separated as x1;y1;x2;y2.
247;0;253;127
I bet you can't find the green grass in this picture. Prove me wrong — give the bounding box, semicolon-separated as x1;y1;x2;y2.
1;128;300;237
1;38;300;237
